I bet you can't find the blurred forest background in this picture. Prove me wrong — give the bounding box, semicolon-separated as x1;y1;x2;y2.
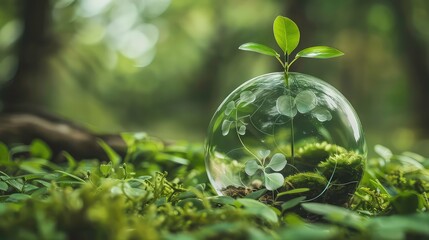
0;0;428;157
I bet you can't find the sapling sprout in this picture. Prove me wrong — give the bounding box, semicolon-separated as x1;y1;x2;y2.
239;16;344;163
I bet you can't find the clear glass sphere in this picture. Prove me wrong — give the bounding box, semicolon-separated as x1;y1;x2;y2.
205;72;367;206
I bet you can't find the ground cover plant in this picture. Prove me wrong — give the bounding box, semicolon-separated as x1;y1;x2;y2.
0;135;428;240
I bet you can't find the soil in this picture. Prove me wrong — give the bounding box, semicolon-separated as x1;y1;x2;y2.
221;186;275;204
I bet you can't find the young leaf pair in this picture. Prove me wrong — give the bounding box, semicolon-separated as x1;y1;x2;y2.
239;16;344;73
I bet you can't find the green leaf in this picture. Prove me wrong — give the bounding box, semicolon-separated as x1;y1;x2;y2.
32;179;51;188
235;198;278;223
0;142;10;163
62;151;77;170
245;160;260;176
302;203;366;230
97;139;121;166
245;188;268;199
19;159;49;173
6;179;23;191
312;107;332;122
239;91;256;106
0;181;8;191
273;16;300;55
281;196;306;212
295;90;317;114
276;95;297;117
100;162;112;177
238;125;246;135
296;46;344;59
154;153;189;165
209;196;235;206
30;139;52;160
266;153;287;171
258;149;271;159
55;170;86;183
238;42;279;57
225;101;235;116
374;144;393;160
121;132;148;148
221;120;233;136
7;193;31;202
277;188;310;198
264;172;284;191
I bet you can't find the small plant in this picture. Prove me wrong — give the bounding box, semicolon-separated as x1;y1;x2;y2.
239;16;344;78
245;151;287;190
239;16;344;161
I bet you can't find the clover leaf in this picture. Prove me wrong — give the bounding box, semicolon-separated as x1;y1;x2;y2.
312;106;332;122
275;90;331;123
221;120;233;136
221;91;255;137
295;90;317;114
266;153;287;171
239;91;256;107
245;160;261;175
225;101;235;116
264;173;284;191
276;95;297;117
245;152;287;191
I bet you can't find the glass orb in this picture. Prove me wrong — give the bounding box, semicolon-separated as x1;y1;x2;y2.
205;72;367;206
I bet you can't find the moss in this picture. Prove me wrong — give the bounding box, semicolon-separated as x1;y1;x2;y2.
279;172;328;202
316;152;365;206
317;152;364;183
293;142;347;171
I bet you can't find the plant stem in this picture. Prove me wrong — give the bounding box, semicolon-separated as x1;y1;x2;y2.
287;57;299;72
235;108;261;163
284;53;295;164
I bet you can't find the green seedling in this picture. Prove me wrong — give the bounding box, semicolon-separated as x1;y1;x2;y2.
239;16;344;163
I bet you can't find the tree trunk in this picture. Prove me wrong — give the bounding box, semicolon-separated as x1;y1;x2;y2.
1;0;54;108
389;0;429;136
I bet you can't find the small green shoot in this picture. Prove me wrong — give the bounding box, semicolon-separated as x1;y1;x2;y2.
238;16;343;162
239;16;344;78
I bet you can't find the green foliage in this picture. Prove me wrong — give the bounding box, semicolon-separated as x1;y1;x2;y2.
0;138;428;239
245;152;287;191
239;15;343;74
273;16;300;55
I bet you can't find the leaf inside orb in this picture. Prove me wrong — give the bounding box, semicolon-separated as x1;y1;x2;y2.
264;173;284;191
221;120;233;136
239;91;256;106
238;125;246;135
258;149;271;159
296;46;344;59
312;107;332;122
245;160;260;176
276;95;297;117
273;16;300;55
225;101;235;116
295;90;317;114
266;153;287;171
